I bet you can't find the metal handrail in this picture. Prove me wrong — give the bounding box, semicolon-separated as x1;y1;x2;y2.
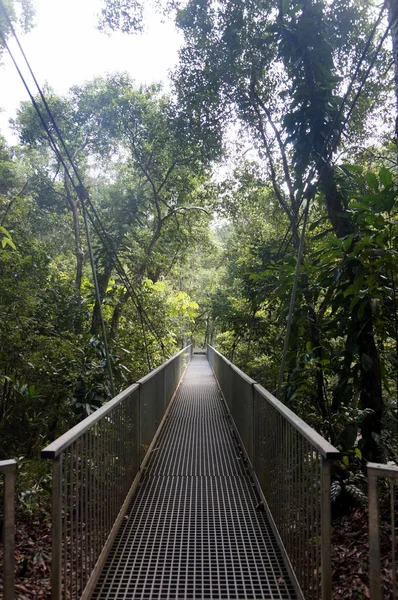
254;383;340;459
207;344;340;600
0;459;16;600
42;344;192;600
368;462;398;600
41;383;140;459
42;351;190;460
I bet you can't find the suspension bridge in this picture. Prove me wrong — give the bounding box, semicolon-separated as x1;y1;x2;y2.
36;345;340;600
2;346;398;599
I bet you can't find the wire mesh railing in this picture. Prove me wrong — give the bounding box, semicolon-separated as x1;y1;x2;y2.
368;462;398;600
0;459;16;600
41;345;192;600
207;344;340;600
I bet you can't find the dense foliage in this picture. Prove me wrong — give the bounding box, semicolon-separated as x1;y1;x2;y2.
124;0;396;468
0;76;214;460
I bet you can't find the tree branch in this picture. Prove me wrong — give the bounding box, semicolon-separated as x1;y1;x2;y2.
252;89;296;210
0;180;29;226
251;101;294;225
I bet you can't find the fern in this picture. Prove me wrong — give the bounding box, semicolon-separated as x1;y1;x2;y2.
330;480;342;503
345;484;368;506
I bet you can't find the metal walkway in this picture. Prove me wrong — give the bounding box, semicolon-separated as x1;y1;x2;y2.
91;354;297;600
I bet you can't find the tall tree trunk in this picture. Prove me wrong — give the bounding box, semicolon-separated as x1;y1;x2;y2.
274;0;383;450
65;178;84;294
318;164;353;238
318;165;383;459
110;289;131;341
65;177;84;333
386;0;398;146
302;279;329;421
90;262;113;335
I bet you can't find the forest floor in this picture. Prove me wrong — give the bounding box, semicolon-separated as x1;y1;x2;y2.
0;503;395;599
332;499;395;600
0;514;51;599
332;508;372;598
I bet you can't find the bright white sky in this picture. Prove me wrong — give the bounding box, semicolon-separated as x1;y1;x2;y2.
0;0;182;141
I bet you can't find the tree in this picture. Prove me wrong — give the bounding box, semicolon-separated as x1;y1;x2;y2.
69;75;213;341
0;0;34;58
11;75;214;371
94;0;398;459
386;0;398;147
0;81;214;458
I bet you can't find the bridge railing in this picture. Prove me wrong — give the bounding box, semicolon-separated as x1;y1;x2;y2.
0;459;16;600
42;344;192;600
207;344;340;600
368;462;398;600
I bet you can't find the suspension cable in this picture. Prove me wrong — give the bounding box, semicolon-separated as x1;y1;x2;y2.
0;7;166;355
82;201;116;394
0;1;161;387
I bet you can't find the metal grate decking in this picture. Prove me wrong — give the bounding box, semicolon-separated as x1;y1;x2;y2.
91;354;297;600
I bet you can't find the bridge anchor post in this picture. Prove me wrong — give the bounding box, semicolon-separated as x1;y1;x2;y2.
321;457;332;600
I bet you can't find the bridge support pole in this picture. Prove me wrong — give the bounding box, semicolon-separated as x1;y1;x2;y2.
321;457;332;600
2;460;16;600
368;468;381;600
52;456;62;600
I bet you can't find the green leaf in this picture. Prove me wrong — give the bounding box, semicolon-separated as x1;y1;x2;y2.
342;235;354;251
330;480;341;502
0;225;16;250
312;228;333;240
345;484;367;506
374;214;385;229
309;215;328;231
380;189;397;213
340;164;363;175
378;166;393;188
1;237;16;250
350;200;367;211
366;172;378;192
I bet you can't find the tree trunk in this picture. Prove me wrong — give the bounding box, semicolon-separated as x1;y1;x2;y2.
302;280;329;421
90;262;113;335
319;163;353;238
65;177;84;333
387;0;398;146
319;164;383;458
357;303;383;460
110;289;131;341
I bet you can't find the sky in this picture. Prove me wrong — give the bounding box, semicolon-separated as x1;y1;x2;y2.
0;0;182;141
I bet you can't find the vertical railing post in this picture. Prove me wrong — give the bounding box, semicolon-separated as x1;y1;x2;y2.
251;383;256;472
138;381;144;464
321;457;332;600
368;468;381;600
137;381;141;473
390;479;396;600
2;460;16;600
52;456;63;600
